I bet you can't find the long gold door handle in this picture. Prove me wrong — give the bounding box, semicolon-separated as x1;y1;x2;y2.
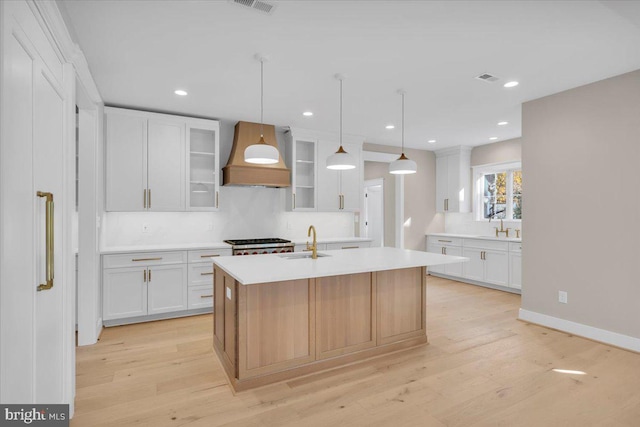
148;269;151;282
144;269;147;282
148;188;151;209
293;193;296;210
143;189;147;209
37;191;54;291
215;191;219;209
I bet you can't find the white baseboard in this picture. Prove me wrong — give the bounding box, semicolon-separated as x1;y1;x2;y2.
518;309;640;353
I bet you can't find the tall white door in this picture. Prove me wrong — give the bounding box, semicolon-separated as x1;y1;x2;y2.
364;181;384;247
1;0;73;405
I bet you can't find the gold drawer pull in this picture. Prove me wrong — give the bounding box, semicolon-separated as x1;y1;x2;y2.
200;294;213;299
438;239;452;243
342;246;358;249
200;254;220;258
200;272;214;276
132;257;162;262
37;191;54;291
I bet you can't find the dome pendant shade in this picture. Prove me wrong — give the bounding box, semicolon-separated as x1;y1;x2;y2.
327;145;356;170
244;54;281;165
389;153;417;174
389;89;417;175
244;135;279;164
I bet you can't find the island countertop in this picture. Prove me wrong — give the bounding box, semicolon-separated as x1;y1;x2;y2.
213;247;467;285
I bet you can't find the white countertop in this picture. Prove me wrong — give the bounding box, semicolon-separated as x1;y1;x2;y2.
99;237;372;254
213;247;468;285
427;233;522;243
100;242;231;254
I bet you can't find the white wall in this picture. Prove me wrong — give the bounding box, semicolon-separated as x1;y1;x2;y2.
521;69;640;346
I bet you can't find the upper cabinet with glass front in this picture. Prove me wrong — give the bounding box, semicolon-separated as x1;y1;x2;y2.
105;107;220;212
187;120;220;211
285;129;317;211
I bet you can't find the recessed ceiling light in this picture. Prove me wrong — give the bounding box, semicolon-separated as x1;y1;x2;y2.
174;89;188;96
428;140;436;144
385;124;395;130
497;121;508;126
489;137;498;141
303;111;313;117
503;81;519;88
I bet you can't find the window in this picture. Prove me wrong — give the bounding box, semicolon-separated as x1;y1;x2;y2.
474;162;522;221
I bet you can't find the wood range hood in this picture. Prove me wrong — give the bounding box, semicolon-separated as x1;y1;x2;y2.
223;121;291;188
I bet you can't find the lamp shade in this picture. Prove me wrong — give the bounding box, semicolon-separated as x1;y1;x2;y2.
326;146;356;170
244;136;279;164
389;153;417;175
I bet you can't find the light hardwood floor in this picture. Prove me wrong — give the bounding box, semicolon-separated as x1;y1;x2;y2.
73;277;640;426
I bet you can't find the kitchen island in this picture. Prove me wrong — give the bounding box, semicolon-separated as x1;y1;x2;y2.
212;247;466;392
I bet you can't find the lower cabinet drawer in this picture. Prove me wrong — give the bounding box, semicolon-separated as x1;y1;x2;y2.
188;263;215;286
188;284;214;310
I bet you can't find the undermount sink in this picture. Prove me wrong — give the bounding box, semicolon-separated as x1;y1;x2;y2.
278;252;330;260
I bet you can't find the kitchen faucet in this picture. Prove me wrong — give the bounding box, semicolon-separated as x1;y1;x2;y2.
494;219;510;238
305;225;318;259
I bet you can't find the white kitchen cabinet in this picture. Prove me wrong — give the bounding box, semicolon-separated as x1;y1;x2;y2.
186;248;232;310
106;107;186;211
426;236;464;277
103;262;187;321
427;234;520;293
285;127;363;213
435;147;472;213
325;241;371;250
462;239;509;287
187;121;220;211
509;242;522;289
317;140;362;212
103;251;188;322
103;267;148;320
285;130;318;211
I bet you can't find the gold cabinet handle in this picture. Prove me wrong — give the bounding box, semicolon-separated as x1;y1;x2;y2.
342;246;358;249
200;254;220;258
144;269;147;282
215;191;219;209
438;239;452;243
132;257;162;262
148;269;151;282
441;247;444;255
148;188;151;209
37;191;54;291
200;294;214;299
143;189;147;209
293;193;296;210
200;272;214;276
444;247;447;255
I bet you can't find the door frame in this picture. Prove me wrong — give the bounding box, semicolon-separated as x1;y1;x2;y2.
364;178;384;247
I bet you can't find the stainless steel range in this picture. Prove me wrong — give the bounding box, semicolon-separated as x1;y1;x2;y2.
224;238;294;256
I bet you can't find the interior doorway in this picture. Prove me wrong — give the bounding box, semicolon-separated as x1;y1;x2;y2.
364;179;384;247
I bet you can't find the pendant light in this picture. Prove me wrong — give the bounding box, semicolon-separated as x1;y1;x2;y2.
244;55;280;164
389;89;417;175
326;74;356;170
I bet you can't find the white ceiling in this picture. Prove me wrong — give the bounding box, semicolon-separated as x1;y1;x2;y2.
59;0;640;150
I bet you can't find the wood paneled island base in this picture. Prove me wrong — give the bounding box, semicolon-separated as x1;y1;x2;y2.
213;266;427;392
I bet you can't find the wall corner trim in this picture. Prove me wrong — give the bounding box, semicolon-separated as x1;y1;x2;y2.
518;308;640;353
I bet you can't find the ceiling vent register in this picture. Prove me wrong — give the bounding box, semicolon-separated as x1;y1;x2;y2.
475;73;500;83
230;0;276;15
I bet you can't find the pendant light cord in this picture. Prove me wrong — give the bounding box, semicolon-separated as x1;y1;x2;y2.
401;91;405;155
339;78;343;147
260;59;264;138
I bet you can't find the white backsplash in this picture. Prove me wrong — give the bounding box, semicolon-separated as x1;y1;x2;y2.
101;186;356;247
444;212;523;238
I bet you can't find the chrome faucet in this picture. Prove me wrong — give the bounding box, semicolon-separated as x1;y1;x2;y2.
494;219;511;238
305;225;318;259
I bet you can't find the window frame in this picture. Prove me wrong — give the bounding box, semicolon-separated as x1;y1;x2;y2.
473;161;522;222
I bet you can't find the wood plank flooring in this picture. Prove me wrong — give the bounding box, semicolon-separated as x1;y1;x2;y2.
73;277;640;426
